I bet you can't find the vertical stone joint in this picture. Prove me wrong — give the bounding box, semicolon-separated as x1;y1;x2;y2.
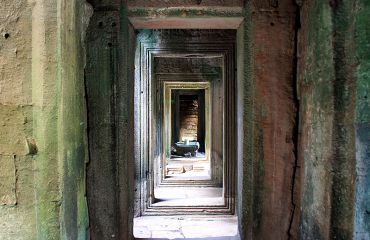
287;1;301;239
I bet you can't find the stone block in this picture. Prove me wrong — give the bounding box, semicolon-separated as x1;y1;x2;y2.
0;105;30;155
0;155;16;206
133;226;151;238
0;0;32;105
151;230;184;239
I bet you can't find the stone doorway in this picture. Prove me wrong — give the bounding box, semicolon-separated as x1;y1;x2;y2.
84;4;250;238
132;29;237;239
165;83;210;181
134;30;236;216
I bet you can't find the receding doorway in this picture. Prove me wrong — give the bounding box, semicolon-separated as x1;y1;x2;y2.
152;81;223;209
164;82;211;181
84;5;249;238
134;30;236;218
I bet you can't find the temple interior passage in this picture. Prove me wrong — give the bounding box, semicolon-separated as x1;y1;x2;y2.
1;1;369;240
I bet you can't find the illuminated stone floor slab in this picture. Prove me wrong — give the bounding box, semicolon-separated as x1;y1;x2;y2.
153;187;223;207
134;215;238;239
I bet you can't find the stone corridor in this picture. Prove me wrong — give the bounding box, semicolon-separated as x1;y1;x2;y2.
0;0;369;239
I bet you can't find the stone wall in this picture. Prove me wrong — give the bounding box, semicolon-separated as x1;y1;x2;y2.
179;95;199;141
0;0;36;239
250;1;298;239
85;1;135;239
353;1;370;238
297;0;369;239
0;0;92;239
237;1;298;239
298;2;338;238
85;9;122;239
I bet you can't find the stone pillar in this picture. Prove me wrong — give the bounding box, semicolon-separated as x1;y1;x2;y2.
298;1;359;238
31;0;61;238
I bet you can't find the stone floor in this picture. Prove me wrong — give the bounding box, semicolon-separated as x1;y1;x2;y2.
166;153;210;181
153;187;223;207
134;215;239;239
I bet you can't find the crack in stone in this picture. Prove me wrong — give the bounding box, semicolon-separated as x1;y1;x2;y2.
287;1;301;239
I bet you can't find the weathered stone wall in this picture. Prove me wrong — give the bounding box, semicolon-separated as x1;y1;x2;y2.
297;0;369;239
85;9;121;239
353;1;370;239
297;2;337;238
251;1;298;239
1;0;91;239
58;1;92;239
237;1;299;239
85;1;135;239
0;0;36;239
179;96;199;141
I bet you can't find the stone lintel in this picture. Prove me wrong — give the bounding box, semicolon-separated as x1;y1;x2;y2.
128;7;243;29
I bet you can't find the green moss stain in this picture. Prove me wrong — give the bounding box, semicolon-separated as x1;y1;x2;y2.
329;1;357;239
354;1;370;239
252;127;264;237
31;1;62;238
304;1;334;94
299;1;335;238
299;0;368;238
355;1;370;124
128;7;242;18
58;0;90;239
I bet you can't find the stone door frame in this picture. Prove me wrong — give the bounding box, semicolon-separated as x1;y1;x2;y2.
134;30;236;215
